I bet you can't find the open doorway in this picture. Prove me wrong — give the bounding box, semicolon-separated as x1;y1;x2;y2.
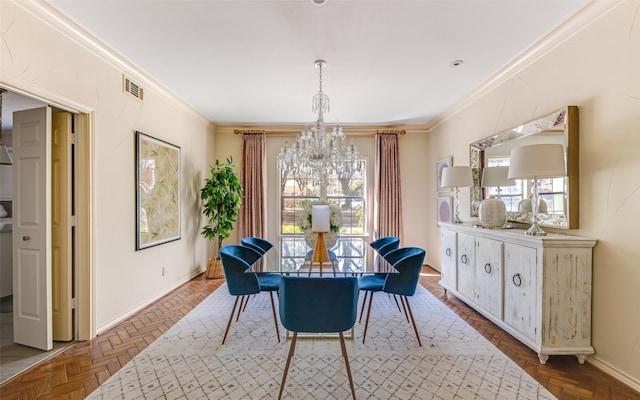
0;89;76;383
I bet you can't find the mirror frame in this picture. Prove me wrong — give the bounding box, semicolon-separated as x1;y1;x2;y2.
469;106;579;229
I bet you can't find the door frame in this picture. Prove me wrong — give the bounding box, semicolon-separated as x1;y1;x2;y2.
3;82;96;340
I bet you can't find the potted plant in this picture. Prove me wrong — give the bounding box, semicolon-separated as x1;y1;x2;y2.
200;157;243;278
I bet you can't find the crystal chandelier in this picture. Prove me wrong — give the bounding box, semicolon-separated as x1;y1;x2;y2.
278;60;361;184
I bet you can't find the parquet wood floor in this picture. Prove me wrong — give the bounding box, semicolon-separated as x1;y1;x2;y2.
1;268;638;399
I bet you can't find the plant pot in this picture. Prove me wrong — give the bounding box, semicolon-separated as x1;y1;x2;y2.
205;257;224;279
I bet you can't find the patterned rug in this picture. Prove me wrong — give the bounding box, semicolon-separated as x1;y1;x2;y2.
87;283;556;399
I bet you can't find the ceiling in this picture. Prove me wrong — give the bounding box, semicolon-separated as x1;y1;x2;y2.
6;0;590;129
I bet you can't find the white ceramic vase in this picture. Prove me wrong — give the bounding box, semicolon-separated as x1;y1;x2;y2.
479;197;506;228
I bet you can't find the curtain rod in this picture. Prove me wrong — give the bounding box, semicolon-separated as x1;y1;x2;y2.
233;129;406;136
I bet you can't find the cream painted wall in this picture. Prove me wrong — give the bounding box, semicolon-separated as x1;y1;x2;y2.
1;1;215;332
427;1;640;388
214;129;430;252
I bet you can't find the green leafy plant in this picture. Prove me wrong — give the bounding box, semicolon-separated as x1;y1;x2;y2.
200;157;243;256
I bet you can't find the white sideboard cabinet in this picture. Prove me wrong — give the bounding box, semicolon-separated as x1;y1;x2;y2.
439;222;596;364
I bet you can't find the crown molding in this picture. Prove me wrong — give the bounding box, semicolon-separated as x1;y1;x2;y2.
425;0;624;132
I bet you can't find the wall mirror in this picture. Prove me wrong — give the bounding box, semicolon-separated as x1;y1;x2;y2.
469;106;578;229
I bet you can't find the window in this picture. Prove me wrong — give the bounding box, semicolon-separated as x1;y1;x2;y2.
279;161;367;273
487;158;566;214
486;158;521;211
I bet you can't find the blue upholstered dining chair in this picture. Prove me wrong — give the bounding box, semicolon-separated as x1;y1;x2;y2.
277;276;358;399
238;237;280;311
240;237;273;255
219;245;281;344
358;236;401;322
369;236;400;257
358;247;426;346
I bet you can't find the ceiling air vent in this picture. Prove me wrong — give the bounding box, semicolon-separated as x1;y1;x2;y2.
123;76;144;101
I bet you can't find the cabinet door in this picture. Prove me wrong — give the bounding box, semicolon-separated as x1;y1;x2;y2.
475;237;502;318
503;243;537;341
440;229;457;289
457;232;476;299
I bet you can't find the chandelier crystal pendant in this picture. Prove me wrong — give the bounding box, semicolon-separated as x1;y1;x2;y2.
278;60;361;184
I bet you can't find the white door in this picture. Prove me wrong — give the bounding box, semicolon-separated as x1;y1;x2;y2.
52;110;73;341
12;107;53;350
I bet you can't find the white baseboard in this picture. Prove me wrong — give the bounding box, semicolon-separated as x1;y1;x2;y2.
588;355;640;393
96;269;205;336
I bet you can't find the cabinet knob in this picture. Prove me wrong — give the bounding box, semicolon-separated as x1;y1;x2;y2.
22;235;30;241
512;273;522;287
461;254;468;264
484;263;492;274
445;248;451;257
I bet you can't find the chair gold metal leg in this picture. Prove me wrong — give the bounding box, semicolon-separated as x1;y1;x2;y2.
339;332;356;399
399;295;409;322
236;296;246;322
362;292;374;343
278;332;297;400
403;297;422;347
358;291;369;323
393;294;403;315
242;294;252;312
269;291;281;343
222;297;240;345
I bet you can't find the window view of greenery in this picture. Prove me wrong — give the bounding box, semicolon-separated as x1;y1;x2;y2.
280;161;367;273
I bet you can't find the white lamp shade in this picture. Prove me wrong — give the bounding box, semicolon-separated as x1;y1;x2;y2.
481;166;514;187
311;205;331;232
441;166;473;188
508;144;565;179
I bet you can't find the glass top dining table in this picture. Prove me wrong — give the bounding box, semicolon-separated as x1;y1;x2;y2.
250;246;395;276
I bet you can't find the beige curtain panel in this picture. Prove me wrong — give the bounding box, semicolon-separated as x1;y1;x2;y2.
238;131;266;239
374;132;404;244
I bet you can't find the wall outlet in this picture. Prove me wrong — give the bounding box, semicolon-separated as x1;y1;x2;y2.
162;266;166;276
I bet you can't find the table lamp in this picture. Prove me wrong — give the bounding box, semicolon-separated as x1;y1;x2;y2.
311;205;331;271
508;144;565;236
479;166;515;228
441;166;473;223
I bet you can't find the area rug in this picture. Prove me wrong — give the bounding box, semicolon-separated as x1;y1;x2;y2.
87;282;556;399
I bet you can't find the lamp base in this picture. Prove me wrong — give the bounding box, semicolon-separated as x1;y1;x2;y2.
311;232;330;263
524;222;547;236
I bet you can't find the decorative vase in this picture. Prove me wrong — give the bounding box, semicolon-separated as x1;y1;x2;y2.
304;230;338;250
0;205;6;218
478;197;506;228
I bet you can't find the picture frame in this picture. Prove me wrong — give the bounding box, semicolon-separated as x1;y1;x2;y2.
436;157;452;192
437;197;452;225
136;131;181;250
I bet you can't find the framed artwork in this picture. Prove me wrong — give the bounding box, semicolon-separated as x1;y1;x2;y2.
436;157;452;192
136;131;181;250
437;197;452;225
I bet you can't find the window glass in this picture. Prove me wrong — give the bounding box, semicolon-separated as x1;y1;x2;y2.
280;161;367;272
